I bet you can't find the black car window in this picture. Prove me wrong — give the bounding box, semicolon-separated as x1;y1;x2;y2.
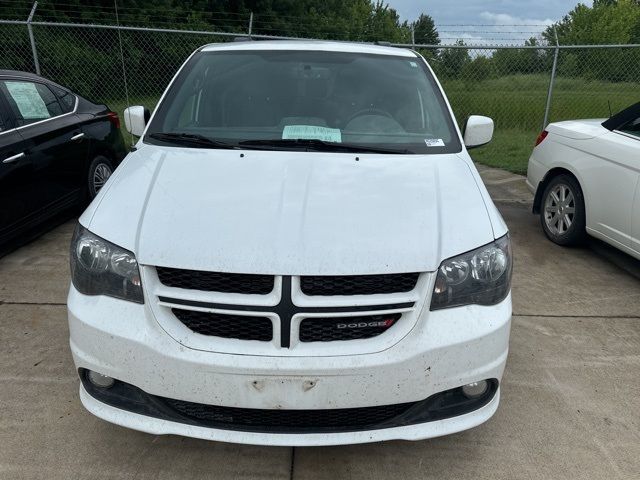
1;80;64;126
51;85;76;113
619;116;640;139
0;101;6;132
147;50;462;154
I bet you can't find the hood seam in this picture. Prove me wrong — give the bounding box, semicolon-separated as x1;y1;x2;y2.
457;154;497;239
134;152;166;256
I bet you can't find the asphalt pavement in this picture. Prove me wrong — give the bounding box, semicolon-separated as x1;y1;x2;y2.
0;164;638;479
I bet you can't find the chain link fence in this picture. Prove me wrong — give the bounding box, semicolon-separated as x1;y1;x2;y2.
1;13;639;173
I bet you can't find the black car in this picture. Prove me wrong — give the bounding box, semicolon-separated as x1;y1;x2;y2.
0;70;127;254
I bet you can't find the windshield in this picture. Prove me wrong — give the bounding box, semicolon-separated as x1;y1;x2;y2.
145;49;461;154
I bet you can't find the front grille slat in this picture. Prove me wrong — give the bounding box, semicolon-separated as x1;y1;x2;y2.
164;397;415;431
157;269;420;347
301;273;419;296
157;267;274;294
299;313;401;342
172;309;272;341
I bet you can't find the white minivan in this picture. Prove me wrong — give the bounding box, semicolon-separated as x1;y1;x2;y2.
67;40;512;446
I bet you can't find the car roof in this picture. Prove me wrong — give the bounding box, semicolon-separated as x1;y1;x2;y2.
0;69;48;81
0;69;69;90
200;40;416;57
0;69;98;106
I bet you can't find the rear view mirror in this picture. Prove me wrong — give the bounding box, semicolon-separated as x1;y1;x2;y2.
464;115;494;149
123;106;150;137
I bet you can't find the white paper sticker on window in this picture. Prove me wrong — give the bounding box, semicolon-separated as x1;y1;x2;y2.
6;82;50;120
283;125;342;143
424;138;445;147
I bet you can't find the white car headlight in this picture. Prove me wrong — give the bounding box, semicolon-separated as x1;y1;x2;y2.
70;225;144;303
430;235;512;310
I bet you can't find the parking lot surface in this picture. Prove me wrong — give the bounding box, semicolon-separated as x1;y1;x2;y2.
1;165;639;480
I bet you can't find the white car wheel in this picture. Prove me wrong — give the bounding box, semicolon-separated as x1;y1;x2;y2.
540;174;586;246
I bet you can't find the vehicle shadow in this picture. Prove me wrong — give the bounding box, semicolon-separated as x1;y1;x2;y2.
587;237;640;280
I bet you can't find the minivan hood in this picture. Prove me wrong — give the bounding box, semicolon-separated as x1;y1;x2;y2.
84;145;495;275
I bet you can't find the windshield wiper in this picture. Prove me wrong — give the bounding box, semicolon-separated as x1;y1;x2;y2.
148;132;240;149
238;139;412;154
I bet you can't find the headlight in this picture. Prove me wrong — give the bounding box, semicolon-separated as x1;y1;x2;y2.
430;235;512;310
70;225;144;303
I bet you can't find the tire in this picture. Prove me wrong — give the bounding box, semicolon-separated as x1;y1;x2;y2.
540;173;586;246
87;155;114;200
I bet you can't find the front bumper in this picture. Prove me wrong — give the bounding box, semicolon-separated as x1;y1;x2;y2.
68;286;511;445
79;382;501;446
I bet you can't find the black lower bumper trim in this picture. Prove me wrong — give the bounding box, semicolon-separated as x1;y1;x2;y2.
80;369;498;434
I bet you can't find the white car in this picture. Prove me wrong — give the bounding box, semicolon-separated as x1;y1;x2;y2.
67;41;512;446
527;102;640;259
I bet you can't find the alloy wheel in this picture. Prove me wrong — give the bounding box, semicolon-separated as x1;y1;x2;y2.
93;163;112;193
544;183;576;236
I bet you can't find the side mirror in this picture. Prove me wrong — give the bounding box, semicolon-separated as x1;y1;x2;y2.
463;115;494;149
123;106;150;137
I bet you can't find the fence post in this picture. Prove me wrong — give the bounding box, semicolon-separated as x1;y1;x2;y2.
411;24;415;49
248;12;253;38
27;1;40;75
543;27;560;129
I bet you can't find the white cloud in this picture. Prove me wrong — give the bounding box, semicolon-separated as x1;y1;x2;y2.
433;11;556;46
386;0;577;46
479;12;554;27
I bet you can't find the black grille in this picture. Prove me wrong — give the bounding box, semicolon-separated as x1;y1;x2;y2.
301;273;419;296
156;267;274;294
299;313;401;342
172;309;272;341
164;397;414;432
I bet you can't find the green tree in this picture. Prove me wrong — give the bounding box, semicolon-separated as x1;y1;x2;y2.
492;37;549;76
0;0;418;41
438;40;470;78
544;0;640;45
461;55;494;83
0;0;442;99
543;0;640;82
412;13;439;45
365;1;410;42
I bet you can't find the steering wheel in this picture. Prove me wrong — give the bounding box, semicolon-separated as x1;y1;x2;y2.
345;108;394;126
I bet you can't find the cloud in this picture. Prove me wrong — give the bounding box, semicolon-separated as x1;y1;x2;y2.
386;0;579;45
479;12;554;27
434;11;556;46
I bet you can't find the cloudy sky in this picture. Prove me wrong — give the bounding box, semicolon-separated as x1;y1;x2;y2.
387;0;586;44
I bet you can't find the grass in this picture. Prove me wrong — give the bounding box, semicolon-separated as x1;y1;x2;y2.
469;129;537;175
103;74;638;174
442;74;639;174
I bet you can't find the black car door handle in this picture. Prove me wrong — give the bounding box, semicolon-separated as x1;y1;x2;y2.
3;152;25;164
70;133;85;141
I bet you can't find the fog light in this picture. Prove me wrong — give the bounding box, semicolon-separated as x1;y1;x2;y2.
87;370;115;389
462;380;488;399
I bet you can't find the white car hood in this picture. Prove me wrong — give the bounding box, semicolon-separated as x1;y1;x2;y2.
83;145;496;275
